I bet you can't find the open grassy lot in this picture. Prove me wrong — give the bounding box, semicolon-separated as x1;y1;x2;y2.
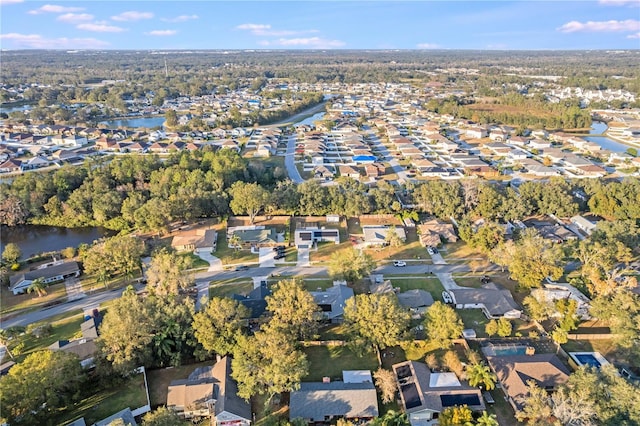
440;241;485;260
1;282;68;317
209;279;254;299
146;361;211;407
7;310;84;363
303;345;379;382
310;240;353;263
58;373;148;425
387;277;444;300
365;240;430;261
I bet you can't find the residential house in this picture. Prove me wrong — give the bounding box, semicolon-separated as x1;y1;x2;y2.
531;282;591;320
449;284;522;319
94;408;137;426
393;361;485;424
338;165;361;179
362;225;407;247
167;356;251;425
397;289;434;316
9;261;81;295
0;158;22;173
466;127;488;139
313;165;334;180
48;314;102;368
289;370;379;423
229;227;278;249
570;215;597;235
485;353;570;412
525;164;559;177
294;227;340;249
171;229;217;253
311;282;354;322
232;281;271;319
365;163;385;178
417;219;457;247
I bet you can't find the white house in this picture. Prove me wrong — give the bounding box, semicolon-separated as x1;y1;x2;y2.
294;227;340;248
570;215;597;235
9;261;81;295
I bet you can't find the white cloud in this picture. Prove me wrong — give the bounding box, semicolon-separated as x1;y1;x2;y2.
146;30;177;36
598;0;640;5
161;14;198;23
417;43;440;49
236;23;271;31
111;11;154;22
77;22;126;33
627;31;640;38
0;32;109;48
0;0;24;5
275;37;345;48
558;19;640;32
28;4;84;14
57;13;93;23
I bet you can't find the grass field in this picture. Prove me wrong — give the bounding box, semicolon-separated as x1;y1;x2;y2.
386;277;445;300
209;279;254;299
58;373;148;425
7;310;84;363
303;345;379;382
1;282;68;317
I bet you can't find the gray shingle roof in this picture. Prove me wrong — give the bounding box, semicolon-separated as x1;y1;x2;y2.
290;381;379;421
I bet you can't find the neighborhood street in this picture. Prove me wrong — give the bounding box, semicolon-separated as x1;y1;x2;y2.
1;260;497;329
284;134;304;184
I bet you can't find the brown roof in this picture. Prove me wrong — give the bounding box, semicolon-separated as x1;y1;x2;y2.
486;354;570;411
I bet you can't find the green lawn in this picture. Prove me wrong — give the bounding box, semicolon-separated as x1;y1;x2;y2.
486;388;521;426
147;361;211;407
209;279;254;299
58;373;148;425
1;282;68;317
458;309;491;338
310;241;353;263
366;241;430;262
386;277;444;300
10;310;84;362
214;231;259;265
303;345;379;382
302;279;335;292
180;252;210;269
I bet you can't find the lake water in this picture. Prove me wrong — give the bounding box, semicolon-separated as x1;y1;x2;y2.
99;116;165;129
0;104;35;114
0;225;114;258
583;121;630;153
296;112;326;126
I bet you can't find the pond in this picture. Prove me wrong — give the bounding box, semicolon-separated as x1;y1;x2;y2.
296;112;326;126
99;116;165;129
1;225;115;258
583;121;632;153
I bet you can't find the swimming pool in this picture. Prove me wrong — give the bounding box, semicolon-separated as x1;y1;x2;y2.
574;354;601;368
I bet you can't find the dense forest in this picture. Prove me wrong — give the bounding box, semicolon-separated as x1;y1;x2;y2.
1;150;639;232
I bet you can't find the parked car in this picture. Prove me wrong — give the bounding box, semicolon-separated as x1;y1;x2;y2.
272;246;286;252
442;291;453;304
234;265;248;271
393;260;407;267
274;254;285;260
427;247;435;255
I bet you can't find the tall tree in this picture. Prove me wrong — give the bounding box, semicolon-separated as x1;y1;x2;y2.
232;326;308;400
229;181;269;224
424;302;464;349
142;406;189;426
192;297;249;356
439;405;473;426
344;293;410;363
2;242;21;264
98;291;153;374
329;248;376;283
146;248;193;296
265;279;321;340
373;368;398;404
0;350;85;425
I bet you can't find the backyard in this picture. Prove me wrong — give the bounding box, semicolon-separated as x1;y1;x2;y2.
146;361;211;407
57;372;148;425
302;344;379;382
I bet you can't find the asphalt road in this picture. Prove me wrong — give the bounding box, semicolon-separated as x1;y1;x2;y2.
284;134;304;184
2;259;503;329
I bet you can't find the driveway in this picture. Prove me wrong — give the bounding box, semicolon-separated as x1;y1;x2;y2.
196;248;223;272
65;277;86;301
297;245;311;267
435;272;465;291
259;247;276;268
430;252;447;265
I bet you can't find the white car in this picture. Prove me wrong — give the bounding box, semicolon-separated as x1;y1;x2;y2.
427;247;436;255
393;260;407;267
442;291;453;304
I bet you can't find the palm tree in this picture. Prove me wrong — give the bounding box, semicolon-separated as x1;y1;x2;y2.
475;411;499;426
467;363;497;391
27;278;47;297
228;234;242;253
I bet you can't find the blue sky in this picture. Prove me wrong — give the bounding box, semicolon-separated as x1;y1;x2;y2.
1;1;639;50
